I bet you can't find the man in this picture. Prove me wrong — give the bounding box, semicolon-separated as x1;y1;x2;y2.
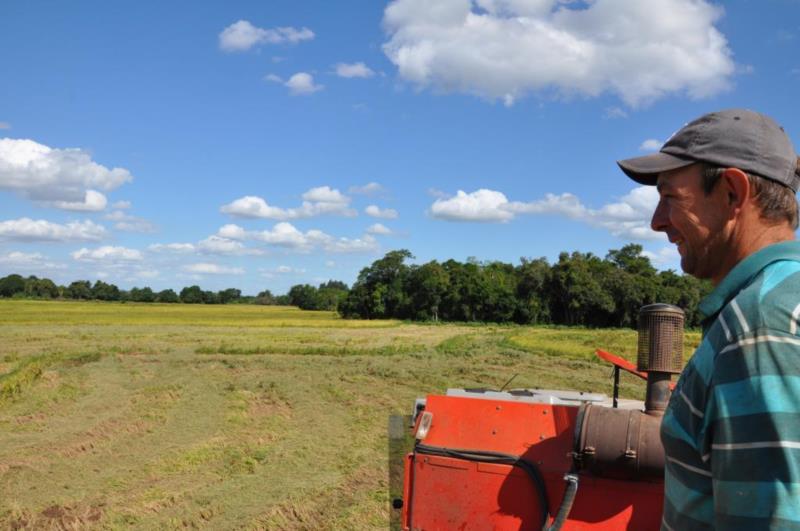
617;109;800;530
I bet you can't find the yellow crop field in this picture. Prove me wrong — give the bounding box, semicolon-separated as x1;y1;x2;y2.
0;300;696;529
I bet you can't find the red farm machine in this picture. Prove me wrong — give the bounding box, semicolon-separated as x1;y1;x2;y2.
395;304;685;530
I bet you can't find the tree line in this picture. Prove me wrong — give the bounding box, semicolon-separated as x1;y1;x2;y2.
0;244;711;328
338;244;712;328
0;275;256;305
0;273;347;308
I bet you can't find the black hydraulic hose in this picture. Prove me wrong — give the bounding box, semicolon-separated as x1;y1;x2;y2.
414;443;578;531
549;473;579;530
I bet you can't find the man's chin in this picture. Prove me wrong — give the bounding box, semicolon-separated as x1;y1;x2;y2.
679;257;694;276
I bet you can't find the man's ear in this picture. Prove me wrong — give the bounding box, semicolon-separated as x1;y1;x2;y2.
720;168;751;209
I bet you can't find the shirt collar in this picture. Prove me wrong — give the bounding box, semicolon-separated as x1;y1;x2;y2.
699;240;800;325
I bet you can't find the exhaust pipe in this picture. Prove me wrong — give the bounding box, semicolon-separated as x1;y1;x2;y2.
574;304;684;481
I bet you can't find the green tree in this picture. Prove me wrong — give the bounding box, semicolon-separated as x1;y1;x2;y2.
65;280;92;300
25;276;59;299
547;252;615;326
180;285;203;304
339;250;413;319
91;280;121;301
218;288;241;304
0;274;26;297
202;291;219;304
255;289;276;305
406;261;449;321
156;289;179;303
516;257;551;324
604;245;659;328
130;286;156;302
288;284;320;310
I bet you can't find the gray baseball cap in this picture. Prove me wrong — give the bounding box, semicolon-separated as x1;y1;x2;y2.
618;109;800;192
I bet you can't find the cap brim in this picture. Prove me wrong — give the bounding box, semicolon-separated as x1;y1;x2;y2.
617;152;695;185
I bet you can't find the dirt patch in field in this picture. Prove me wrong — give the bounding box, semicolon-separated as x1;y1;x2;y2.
58;417;152;458
14;412;47;425
10;503;103;530
248;396;292;420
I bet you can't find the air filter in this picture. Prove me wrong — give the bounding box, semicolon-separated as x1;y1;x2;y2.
637;304;684;374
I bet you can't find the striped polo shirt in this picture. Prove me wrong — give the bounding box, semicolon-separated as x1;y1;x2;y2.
661;240;800;530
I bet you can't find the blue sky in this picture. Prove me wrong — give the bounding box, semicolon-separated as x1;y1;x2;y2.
1;0;798;295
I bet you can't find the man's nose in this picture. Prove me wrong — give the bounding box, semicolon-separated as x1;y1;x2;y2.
651;201;668;232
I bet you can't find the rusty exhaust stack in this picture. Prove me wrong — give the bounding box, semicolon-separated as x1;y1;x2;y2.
574;304;684;481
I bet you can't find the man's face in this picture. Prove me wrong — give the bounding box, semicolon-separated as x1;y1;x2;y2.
651;164;729;281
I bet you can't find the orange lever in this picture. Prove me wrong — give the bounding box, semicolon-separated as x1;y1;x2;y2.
595;349;676;390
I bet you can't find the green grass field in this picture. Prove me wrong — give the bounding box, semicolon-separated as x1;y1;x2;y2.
0;300;701;529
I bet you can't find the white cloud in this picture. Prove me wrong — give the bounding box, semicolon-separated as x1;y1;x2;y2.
72;246;143;262
0;251;65;270
112;200;131;210
325;260;336;268
183;263;245;275
0;122;10;130
323;234;379;254
220;187;355;220
301;185;347;203
367;223;392;235
252;222;312;249
219;20;314;52
639;139;662;151
349;182;384;195
220;196;288;219
0;218;107;242
0;138;131;210
430;186;663;240
285;72;323;95
276;265;305;274
259;265;306;278
382;0;734;107
365;205;399;219
148;234;261;256
0;251;43;264
604;107;628;119
52;189;108;212
264;73;284;83
335;62;375;78
217;224;248;240
197;235;263;256
148;242;196;253
104;210;156;233
218;222;380;254
430;189;515;222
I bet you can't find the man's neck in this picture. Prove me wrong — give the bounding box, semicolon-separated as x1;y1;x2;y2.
711;223;796;286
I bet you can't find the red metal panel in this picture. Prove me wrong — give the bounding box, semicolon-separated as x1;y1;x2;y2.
402;395;664;530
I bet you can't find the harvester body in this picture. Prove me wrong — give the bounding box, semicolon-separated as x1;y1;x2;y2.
400;390;664;530
400;304;685;530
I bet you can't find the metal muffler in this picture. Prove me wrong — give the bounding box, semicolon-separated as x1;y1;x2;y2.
574;304;684;481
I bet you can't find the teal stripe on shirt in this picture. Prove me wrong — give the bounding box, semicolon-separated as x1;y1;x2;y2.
712;375;800;417
664;467;715;524
759;261;800;302
712;480;800;521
